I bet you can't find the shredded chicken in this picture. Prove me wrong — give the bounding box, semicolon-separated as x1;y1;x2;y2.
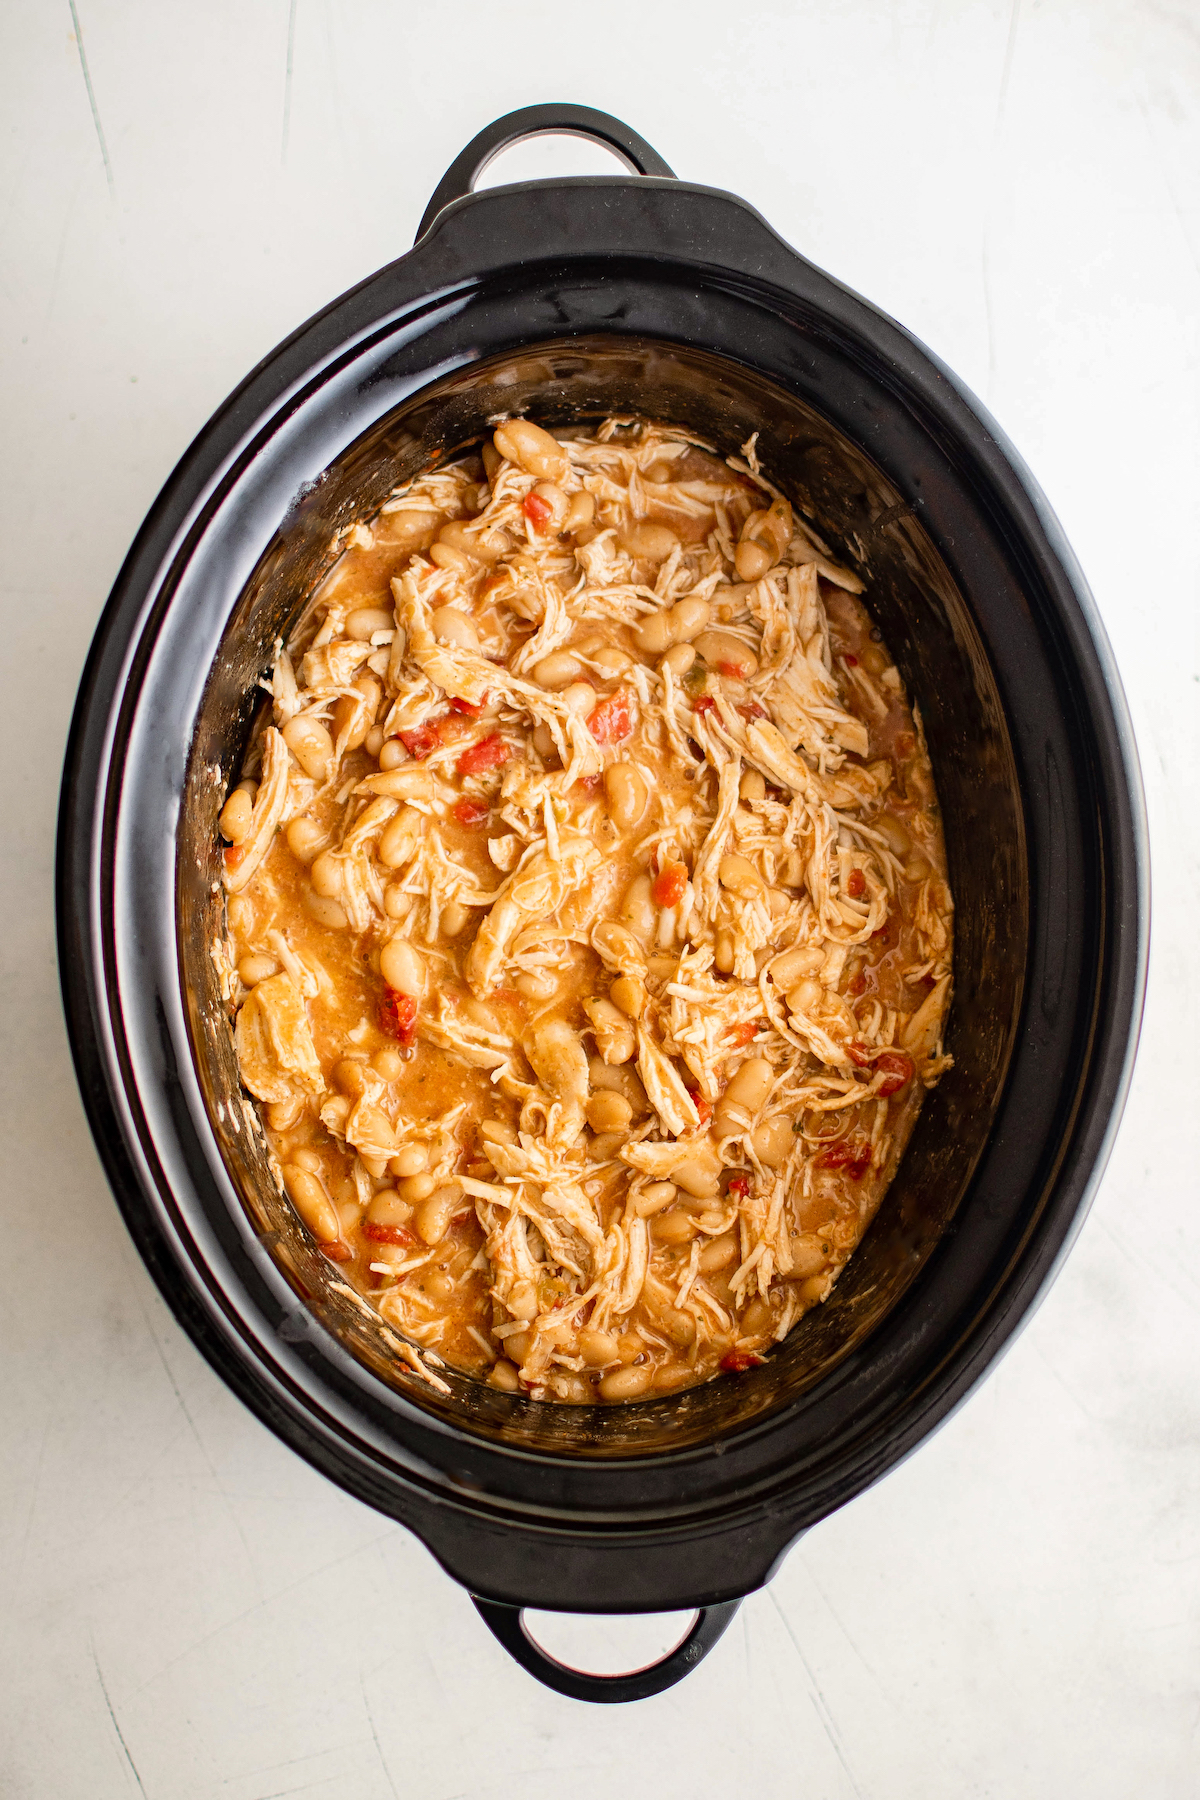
220;417;953;1404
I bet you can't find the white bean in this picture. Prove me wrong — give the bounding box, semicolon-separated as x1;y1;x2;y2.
770;943;824;989
585;1090;632;1132
592;646;633;676
603;762;647;830
414;1184;463;1246
750;1114;795;1168
718;853;762;896
723;1056;774;1114
309;851;344;899
787;977;823;1014
282;714;333;781
284;820;322;867
440;901;469;937
515;970;557;1001
380;937;425;998
634;1182;677;1217
564;490;595;533
346;606;393;641
634;611;675;655
492;419;569;482
333;674;381;751
671;1152;722;1198
583;997;636;1066
713;1056;774;1138
529;480;568;526
430;605;480;651
369;767;433;802
282;1164;339;1243
621;872;657;940
699;1232;738;1273
620;521;678;561
398;1171;436;1202
661;642;696;677
304;889;347;930
219;788;253;844
389;1141;428;1177
696;630;759;679
609;974;645;1018
238;953;278;986
561;681;597;715
529;1018;589;1103
534;651;584;690
789;1233;829;1278
599;1364;654;1401
579;1328;620;1366
378;807;422;869
668;596;711;640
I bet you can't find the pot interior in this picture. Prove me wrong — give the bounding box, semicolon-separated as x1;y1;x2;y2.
179;336;1027;1457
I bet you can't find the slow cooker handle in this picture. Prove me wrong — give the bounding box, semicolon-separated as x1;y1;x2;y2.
415;103;676;242
471;1596;741;1703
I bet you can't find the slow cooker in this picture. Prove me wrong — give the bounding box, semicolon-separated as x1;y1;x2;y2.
57;105;1148;1700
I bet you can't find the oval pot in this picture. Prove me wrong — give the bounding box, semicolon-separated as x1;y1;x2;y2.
57;105;1148;1700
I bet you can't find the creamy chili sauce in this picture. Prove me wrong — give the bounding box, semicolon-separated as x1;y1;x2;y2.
218;418;954;1404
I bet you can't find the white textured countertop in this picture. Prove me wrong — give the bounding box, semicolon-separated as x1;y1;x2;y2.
2;2;1197;1794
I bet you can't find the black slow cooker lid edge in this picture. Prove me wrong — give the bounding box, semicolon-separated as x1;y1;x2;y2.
57;170;1149;1614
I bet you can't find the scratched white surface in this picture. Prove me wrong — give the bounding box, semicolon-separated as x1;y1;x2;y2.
2;2;1198;1794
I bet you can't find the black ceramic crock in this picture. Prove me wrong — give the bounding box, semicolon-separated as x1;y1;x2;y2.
57;105;1148;1702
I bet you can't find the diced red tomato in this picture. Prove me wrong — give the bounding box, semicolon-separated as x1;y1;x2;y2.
726;1173;751;1201
692;694;717;716
685;1086;713;1126
379;990;418;1046
573;773;602;795
721;1349;766;1372
726;1021;760;1047
816;1138;873;1180
453;798;489;827
846;868;866;898
398;723;438;760
737;701;767;723
522;492;553;531
718;658;751;679
844;653;859;666
222;845;244;871
362;1221;416;1248
651;860;688;907
456;733;510;778
450;693;487;717
847;1040;873;1067
875;1050;914;1096
587;689;633;745
318;1239;351;1262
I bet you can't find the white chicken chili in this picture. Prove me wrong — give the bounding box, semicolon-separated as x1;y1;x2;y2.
219;416;954;1403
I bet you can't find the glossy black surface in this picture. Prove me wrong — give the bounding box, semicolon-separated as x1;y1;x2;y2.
470;1598;741;1703
59;150;1146;1619
415;102;675;240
